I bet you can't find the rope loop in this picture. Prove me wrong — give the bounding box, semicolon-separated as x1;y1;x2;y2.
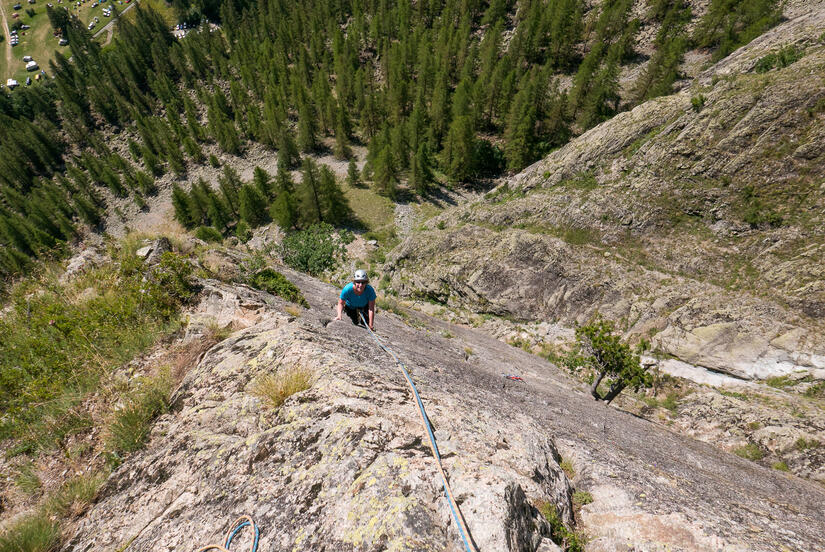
195;515;259;552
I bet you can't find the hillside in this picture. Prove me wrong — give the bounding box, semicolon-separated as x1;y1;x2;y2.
58;257;825;552
386;7;825;382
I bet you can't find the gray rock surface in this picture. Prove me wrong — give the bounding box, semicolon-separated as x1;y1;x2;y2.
385;10;825;381
63;268;825;551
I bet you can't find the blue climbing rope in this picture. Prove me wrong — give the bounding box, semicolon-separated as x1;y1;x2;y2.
196;515;259;552
358;312;478;552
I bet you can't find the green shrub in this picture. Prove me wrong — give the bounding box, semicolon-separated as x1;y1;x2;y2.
151;252;196;304
209;154;221;168
0;513;60;552
106;370;172;454
250;269;309;307
795;437;820;451
566;316;653;404
195;226;224;243
572;490;593;507
804;381;825;398
754;46;803;73
765;375;793;388
734;442;764;461
252;366;312;409
280;223;345;276
691;94;706;112
235;220;252;243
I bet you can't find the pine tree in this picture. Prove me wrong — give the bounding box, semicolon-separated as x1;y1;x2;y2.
318;165;349;225
410;142;433;195
218;166;242;216
172;183;194;228
298;158;323;226
297;100;319;153
252;166;274;199
372;146;398;198
270;162;298;229
239;183;270;227
346;160;363;188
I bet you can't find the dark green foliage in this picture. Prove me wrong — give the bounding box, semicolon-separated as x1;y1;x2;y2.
195;225;224;242
270;163;298;229
741;185;782;228
318;165;350;225
238;183;270;227
249;268;309;306
693;0;782;61
280;223;345;276
172;184;194;228
565;316;653;403
632;0;692;103
235;219;252;242
754;45;803;73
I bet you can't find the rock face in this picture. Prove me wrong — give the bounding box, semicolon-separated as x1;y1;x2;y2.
386;9;825;381
63;269;825;551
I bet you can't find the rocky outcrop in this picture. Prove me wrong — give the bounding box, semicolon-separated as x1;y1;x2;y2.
385;10;825;381
63;268;825;551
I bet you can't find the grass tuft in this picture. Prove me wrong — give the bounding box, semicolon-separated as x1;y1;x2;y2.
44;471;107;519
560;458;575;479
13;462;42;496
536;500;585;552
252;366;313;409
0;512;60;552
106;369;172;454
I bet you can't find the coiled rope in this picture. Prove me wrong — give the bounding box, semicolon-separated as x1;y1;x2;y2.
196;515;259;552
358;312;478;552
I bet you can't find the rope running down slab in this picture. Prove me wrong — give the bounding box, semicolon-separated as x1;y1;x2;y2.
358;312;478;552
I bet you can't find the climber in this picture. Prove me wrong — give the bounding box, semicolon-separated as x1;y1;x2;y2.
335;269;376;330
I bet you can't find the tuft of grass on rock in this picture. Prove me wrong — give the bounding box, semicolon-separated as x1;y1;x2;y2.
0;512;60;552
252;366;313;409
560;458;575;479
106;369;172;454
44;471;107;518
772;461;790;472
536;500;585;552
13;462;42;496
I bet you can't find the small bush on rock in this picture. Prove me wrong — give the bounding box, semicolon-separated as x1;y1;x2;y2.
564;316;653;404
250;269;308;307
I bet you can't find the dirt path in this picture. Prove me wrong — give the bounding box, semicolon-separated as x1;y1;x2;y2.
0;0;14;79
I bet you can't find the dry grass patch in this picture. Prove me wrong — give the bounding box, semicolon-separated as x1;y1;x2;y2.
252;366;313;409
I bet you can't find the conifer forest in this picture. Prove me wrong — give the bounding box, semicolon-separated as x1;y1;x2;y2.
0;0;781;280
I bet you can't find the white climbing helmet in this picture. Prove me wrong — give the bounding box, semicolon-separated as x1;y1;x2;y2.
353;269;369;282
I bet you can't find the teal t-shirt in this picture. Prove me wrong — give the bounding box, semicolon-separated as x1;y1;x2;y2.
340;282;376;308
